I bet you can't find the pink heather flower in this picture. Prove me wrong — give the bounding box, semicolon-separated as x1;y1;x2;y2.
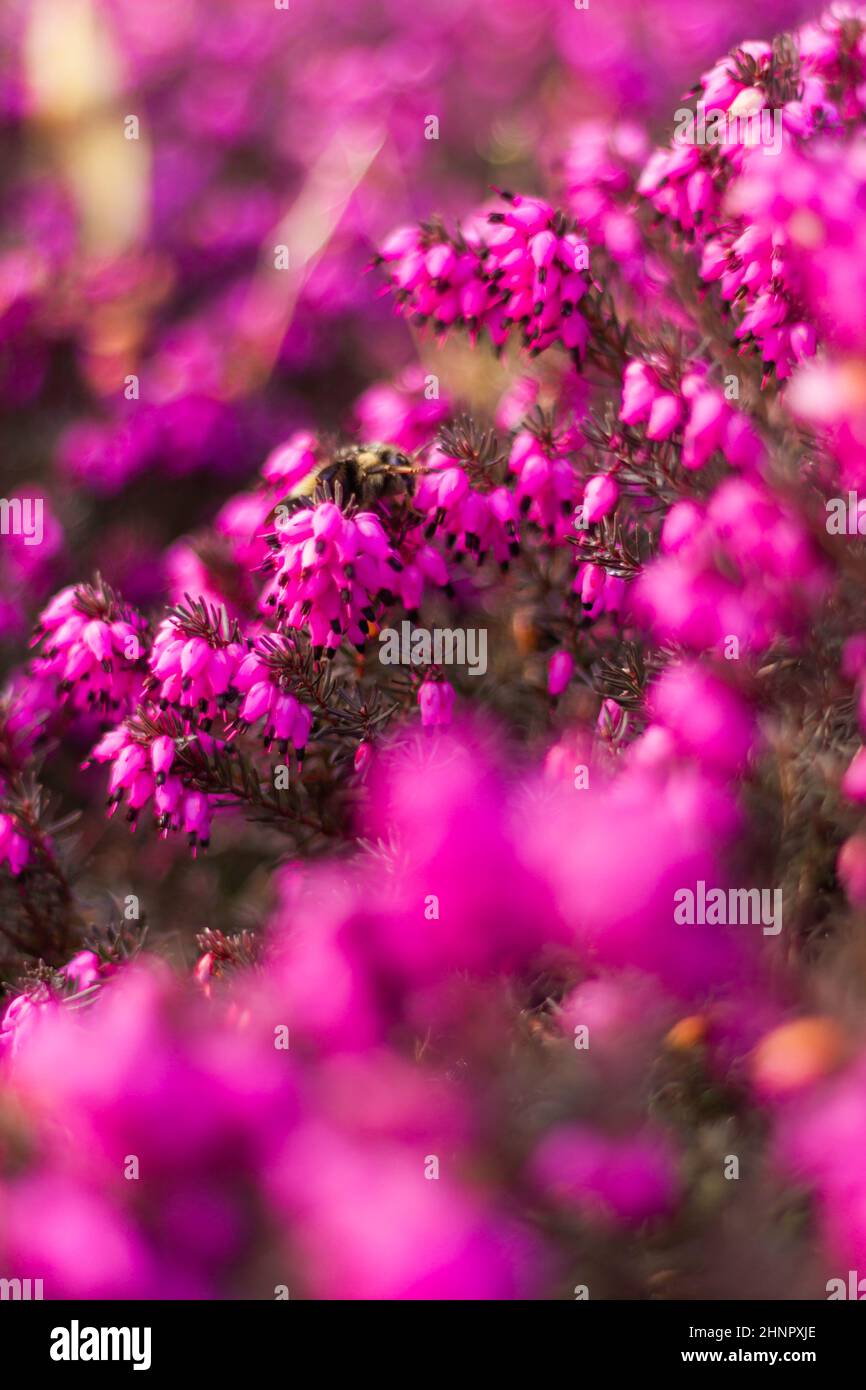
261;430;319;493
521;757;745;996
214;490;274;576
32;581;148;716
231;638;313;757
162;539;234;620
88;726;154;826
581;473;619;524
354;741;372;774
557;976;672;1058
838;834;866;909
649;662;754;776
597;697;628;741
0;951;113;1057
1;1175;156;1298
661;500;704;553
353;365;451;452
59;951;107;992
573;562;625;620
640;39;834;221
263;503;401;656
728;136;866;361
778;1052;866;1270
620;360;659;425
634;20;866;384
0;672;53;795
193;952;216;992
3;965;291;1297
0;812;31;876
264;731;579;1031
635;477;827;655
620;357;762;468
558;120;656;289
646;392;683;441
494;375;539;432
695;129;856;386
56;419;149;494
148;604;244;729
181;791;212;855
377;194;590;359
87;720;218;851
268;1122;541;1299
627;724;679;771
682;388;728;470
529;1124;678;1228
507;429;579;542
543;728;593;783
261;874;384;1052
547;650;574;698
418;678;455;728
842;748;866;803
0;987;54;1057
354;731;572;991
413;451;519;569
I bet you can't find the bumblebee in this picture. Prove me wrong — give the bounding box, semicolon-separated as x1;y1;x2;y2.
289;443;418;509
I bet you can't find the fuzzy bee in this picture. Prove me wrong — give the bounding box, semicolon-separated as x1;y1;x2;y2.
288;443;419;509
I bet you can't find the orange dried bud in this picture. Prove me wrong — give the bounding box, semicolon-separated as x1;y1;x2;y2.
665;1015;706;1051
512;608;537;655
751;1017;846;1097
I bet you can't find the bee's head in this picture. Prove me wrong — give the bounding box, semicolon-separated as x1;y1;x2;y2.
358;444;411;467
357;445;415;501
